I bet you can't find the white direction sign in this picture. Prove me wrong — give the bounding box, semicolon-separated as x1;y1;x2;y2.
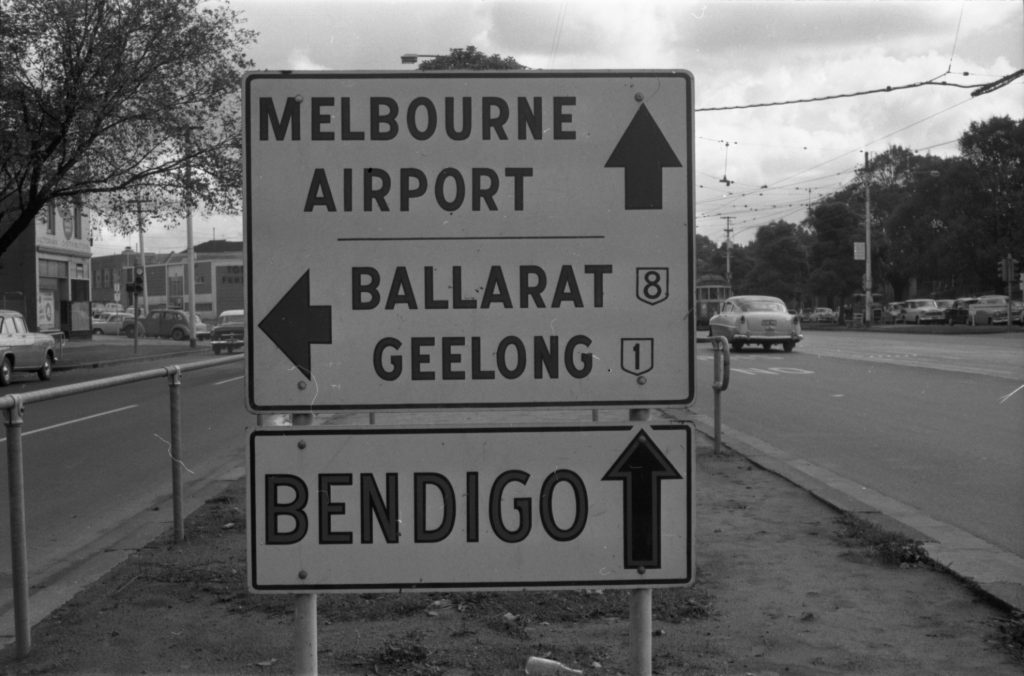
244;71;694;411
248;423;693;592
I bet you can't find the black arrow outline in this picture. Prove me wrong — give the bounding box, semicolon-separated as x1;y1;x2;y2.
604;103;683;210
602;428;683;569
258;270;332;380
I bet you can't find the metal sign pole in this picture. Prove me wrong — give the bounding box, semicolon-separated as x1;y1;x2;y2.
292;412;318;675
628;407;652;675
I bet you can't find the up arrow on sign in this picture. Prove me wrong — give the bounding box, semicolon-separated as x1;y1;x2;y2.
602;428;683;569
605;103;683;210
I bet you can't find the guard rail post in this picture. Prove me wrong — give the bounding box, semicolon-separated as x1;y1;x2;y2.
710;336;730;454
4;396;30;658
168;366;185;542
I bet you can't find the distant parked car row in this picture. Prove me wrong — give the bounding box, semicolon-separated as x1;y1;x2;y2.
883;295;1023;325
943;295;1023;326
91;309;211;341
801;307;837;323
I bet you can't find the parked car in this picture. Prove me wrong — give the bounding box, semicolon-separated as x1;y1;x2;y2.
884;301;906;324
123;309;210;341
211;309;245;354
979;296;1024;325
91;311;134;335
944;298;978;325
0;310;57;385
968;295;1011;325
807;307;836;323
900;298;946;324
708;295;802;352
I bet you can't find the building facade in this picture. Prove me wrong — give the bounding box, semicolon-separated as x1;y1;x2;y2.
0;200;93;337
91;239;243;322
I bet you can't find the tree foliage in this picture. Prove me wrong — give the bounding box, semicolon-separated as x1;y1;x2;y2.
0;0;256;258
709;116;1024;307
416;46;527;71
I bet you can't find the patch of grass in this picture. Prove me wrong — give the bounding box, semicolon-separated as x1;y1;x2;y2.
378;631;431;666
997;611;1024;663
835;514;929;567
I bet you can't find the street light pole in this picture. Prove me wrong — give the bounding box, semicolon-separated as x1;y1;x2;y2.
864;152;872;326
184;126;199;348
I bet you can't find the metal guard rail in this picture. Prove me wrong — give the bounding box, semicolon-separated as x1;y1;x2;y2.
2;353;243;659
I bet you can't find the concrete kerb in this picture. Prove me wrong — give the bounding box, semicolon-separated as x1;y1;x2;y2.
674;409;1024;614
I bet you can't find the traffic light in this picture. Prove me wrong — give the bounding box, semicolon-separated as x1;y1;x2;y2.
134;273;144;293
997;258;1007;281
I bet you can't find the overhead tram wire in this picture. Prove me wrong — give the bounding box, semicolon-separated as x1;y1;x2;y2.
694;70;1022;112
693;62;1023;243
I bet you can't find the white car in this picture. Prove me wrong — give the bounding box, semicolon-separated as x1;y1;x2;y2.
968;295;1011;325
709;295;803;352
900;299;945;324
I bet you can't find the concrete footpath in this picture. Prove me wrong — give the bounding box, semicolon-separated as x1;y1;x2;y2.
27;335;1024;618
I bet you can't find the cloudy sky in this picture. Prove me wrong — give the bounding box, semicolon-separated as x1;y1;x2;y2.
91;0;1023;256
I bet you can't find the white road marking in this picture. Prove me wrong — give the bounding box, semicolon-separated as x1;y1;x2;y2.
215;375;244;386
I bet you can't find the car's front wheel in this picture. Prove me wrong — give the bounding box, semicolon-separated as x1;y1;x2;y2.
782;341;795;353
37;353;53;381
171;327;187;341
0;357;12;387
730;341;744;352
212;344;222;355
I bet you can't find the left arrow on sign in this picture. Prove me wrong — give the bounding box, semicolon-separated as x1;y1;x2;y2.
602;428;683;569
258;271;332;379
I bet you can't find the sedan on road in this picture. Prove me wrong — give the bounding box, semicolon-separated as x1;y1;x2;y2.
0;309;57;385
900;299;946;324
91;311;133;335
944;297;978;325
211;309;245;354
124;309;210;341
709;295;803;352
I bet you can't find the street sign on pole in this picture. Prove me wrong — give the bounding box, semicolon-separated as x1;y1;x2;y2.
244;71;694;411
248;423;694;592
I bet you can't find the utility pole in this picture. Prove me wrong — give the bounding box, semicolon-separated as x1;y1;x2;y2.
184;126;200;348
864;152;872;326
125;195;152;317
721;216;734;286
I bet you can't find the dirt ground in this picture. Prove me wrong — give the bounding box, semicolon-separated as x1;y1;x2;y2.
1;441;1021;675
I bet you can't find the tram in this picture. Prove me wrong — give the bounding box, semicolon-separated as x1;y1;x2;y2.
695;273;732;328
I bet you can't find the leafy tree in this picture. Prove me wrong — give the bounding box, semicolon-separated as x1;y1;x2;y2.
806;201;862;306
0;0;256;259
416;46;527;71
736;220;807;304
694;233;720;276
958;116;1024;288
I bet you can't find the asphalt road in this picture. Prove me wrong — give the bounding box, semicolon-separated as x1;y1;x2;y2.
0;357;249;616
0;328;1020;623
685;328;1024;559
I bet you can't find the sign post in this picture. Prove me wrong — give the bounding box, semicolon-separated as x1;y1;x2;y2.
243;70;697;674
244;70;694;412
